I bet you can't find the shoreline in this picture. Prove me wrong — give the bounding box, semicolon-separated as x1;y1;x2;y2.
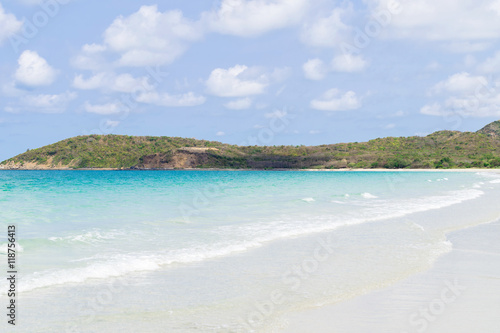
281;219;500;333
279;180;500;333
1;167;500;172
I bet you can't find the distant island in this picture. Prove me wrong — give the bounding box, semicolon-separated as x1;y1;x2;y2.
1;121;499;170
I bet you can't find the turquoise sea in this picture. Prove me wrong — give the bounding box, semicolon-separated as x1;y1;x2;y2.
1;170;500;332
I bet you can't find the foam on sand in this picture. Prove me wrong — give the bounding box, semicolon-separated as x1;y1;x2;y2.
10;188;485;293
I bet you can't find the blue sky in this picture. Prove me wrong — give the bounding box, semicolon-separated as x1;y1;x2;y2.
1;0;500;161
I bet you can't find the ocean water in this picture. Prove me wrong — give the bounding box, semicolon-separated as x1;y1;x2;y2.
0;170;499;332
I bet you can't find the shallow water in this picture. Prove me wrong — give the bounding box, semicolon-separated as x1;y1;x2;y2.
0;170;499;332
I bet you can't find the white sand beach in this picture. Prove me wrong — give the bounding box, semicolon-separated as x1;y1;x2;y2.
281;178;500;333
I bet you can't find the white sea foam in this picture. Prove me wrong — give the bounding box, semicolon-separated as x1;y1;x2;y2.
48;229;124;244
302;198;315;202
0;242;23;254
14;240;267;293
361;192;378;199
9;188;485;293
489;179;500;184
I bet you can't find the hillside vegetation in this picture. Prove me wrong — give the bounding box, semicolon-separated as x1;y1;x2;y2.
1;121;500;170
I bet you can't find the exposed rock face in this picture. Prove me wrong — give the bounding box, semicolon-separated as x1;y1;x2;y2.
136;150;214;169
478;121;500;138
0;158;72;170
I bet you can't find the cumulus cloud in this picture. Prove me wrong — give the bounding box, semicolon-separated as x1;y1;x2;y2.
369;0;500;44
73;72;154;93
74;1;311;69
224;97;252;110
73;73;107;90
205;0;308;37
14;51;58;87
303;54;368;80
206;65;269;97
310;88;362;111
420;103;444;116
103;5;202;67
0;3;23;45
303;59;327;80
84;101;124;115
21;92;77;113
72;44;108;71
431;72;487;95
421;72;500;117
73;6;202;68
136;91;206;107
300;6;352;48
331;54;368;72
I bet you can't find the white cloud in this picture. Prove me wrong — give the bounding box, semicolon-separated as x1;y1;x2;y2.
300;6;352;48
103;5;202;67
136;91;206;107
75;2;309;69
84;102;124;115
216;131;225;136
206;65;269;97
73;72;154;93
369;0;500;43
72;44;107;71
73;73;106;90
0;3;23;45
421;72;500;117
303;59;327;80
421;94;500;117
331;54;368;72
303;55;368;80
310;88;362;111
420;103;443;116
82;43;106;53
111;74;154;93
205;0;308;37
21;92;77;113
14;51;58;87
224;97;252;110
431;72;487;95
477;51;500;73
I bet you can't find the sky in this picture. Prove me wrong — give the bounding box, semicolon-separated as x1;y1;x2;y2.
1;0;500;161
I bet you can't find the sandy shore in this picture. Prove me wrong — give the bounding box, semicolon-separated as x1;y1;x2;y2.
280;193;500;333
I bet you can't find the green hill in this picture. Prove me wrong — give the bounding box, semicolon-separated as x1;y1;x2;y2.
477;120;500;138
1;121;500;170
